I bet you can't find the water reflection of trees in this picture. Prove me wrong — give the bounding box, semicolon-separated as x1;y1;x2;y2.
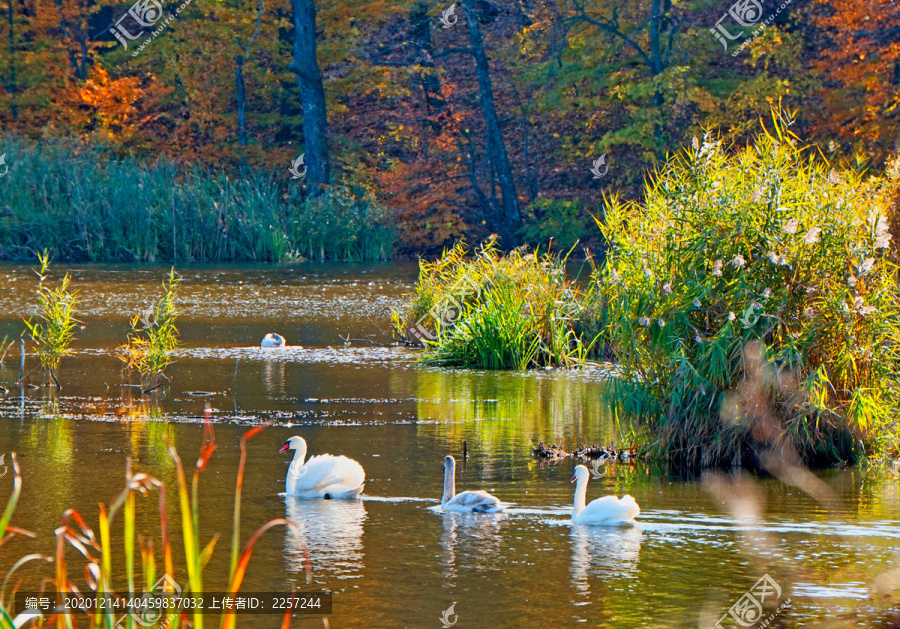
414;369;615;457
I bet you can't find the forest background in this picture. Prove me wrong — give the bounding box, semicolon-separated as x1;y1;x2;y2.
0;0;897;260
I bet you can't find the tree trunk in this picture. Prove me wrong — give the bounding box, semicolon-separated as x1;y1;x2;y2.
410;2;445;118
290;0;330;193
52;0;89;80
462;1;520;241
235;0;262;148
236;55;247;145
5;0;16;118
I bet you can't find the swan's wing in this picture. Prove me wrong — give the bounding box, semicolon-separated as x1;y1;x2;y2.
446;490;503;512
580;495;640;524
619;494;640;518
293;455;365;496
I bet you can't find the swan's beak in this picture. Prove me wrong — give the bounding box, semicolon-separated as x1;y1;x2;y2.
279;443;290;453
570;473;577;483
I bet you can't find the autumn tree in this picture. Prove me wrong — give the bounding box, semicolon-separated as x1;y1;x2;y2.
807;0;900;159
290;0;330;191
459;0;520;239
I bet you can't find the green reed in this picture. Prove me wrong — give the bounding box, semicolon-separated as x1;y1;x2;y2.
0;136;394;263
0;335;13;365
394;237;600;369
0;422;301;629
596;110;900;469
119;269;181;392
22;252;79;388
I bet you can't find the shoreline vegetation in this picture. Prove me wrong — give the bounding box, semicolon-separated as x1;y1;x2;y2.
393;236;603;369
0;137;395;263
396;117;900;471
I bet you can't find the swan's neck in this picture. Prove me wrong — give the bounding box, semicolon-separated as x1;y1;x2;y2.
291;445;307;469
442;462;455;504
287;444;307;494
573;477;588;517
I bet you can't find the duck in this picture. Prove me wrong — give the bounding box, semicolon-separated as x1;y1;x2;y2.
261;333;286;348
280;436;365;499
570;464;639;526
440;455;504;513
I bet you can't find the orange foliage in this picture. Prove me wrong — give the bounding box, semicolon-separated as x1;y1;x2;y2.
368;81;472;253
809;0;900;157
68;66;145;140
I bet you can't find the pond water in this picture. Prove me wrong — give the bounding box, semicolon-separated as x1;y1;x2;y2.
0;263;899;628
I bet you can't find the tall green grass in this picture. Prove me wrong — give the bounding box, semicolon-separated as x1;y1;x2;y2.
0;136;395;263
0;336;13;365
22;252;79;388
394;237;600;369
596;112;900;469
119;269;181;392
294;186;395;262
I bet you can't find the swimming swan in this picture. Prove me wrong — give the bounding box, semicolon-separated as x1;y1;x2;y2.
570;465;639;526
280;436;365;499
441;455;503;513
261;333;286;347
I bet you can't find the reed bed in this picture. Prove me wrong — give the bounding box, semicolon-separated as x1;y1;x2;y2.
0;136;395;263
394;237;601;369
596;113;900;469
0;421;304;628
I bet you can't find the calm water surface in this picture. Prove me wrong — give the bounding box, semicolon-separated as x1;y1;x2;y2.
0;263;899;627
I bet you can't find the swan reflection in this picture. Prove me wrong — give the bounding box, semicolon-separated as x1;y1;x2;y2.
263;359;286;396
570;525;642;594
440;511;507;579
284;496;366;581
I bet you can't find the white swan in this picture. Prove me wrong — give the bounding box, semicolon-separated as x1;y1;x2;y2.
261;333;286;348
280;436;365;499
570;465;639;526
441;455;504;513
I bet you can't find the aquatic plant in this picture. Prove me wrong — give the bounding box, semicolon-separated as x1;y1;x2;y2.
0;335;13;366
293;185;396;262
22;252;79;388
394;237;600;369
0;137;394;263
0;422;302;628
597;111;900;469
119;269;181;392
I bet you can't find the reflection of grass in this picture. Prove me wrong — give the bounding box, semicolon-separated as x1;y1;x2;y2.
0;422;304;628
25;412;72;468
415;369;615;455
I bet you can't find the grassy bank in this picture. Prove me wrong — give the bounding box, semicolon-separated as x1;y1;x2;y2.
0;137;394;263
